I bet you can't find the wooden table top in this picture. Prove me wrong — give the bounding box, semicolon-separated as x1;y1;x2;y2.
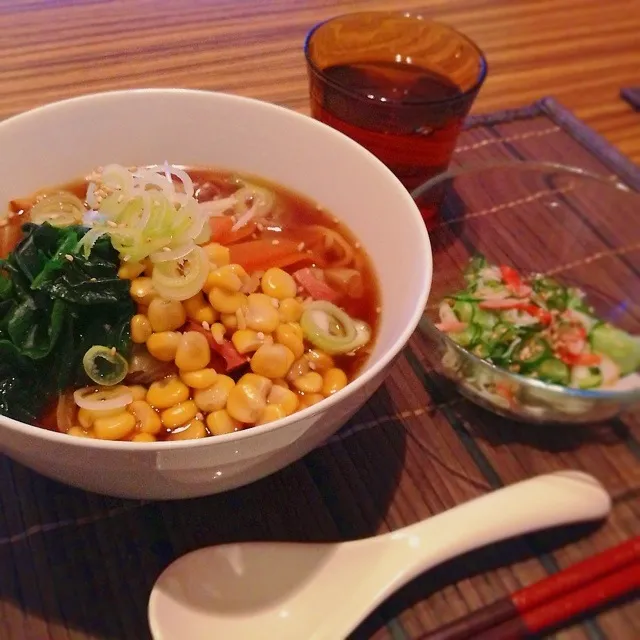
0;0;639;163
0;2;638;640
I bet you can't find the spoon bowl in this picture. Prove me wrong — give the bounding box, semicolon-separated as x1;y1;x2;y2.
149;470;610;640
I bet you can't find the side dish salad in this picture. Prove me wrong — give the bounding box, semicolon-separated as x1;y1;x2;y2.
436;255;640;392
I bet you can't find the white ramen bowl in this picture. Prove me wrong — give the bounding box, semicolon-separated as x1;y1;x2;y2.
0;89;432;499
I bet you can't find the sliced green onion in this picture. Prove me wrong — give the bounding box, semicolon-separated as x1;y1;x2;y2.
73;384;133;410
152;246;210;301
30;191;86;227
82;345;129;386
300;301;359;355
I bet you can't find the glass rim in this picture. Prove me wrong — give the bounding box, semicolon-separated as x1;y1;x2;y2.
303;10;488;109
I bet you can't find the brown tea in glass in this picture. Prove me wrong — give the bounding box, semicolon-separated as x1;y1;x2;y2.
304;12;487;227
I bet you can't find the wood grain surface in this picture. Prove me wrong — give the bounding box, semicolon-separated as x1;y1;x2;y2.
0;0;639;164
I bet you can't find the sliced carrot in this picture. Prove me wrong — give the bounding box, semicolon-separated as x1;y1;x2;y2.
229;239;319;273
0;220;24;259
209;217;258;245
209;216;234;243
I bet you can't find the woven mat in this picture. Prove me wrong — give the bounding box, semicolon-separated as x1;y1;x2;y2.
1;99;639;640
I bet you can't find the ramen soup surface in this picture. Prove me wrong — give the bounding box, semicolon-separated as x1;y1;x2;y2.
0;164;380;442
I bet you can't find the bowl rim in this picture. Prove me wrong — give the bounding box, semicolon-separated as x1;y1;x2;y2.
418;160;640;404
0;87;433;450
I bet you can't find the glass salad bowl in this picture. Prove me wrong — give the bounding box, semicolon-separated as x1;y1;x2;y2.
415;161;640;424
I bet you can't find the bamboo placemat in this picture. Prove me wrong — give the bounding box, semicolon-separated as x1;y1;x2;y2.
0;98;639;640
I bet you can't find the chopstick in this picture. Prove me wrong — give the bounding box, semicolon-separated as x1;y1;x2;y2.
420;536;640;640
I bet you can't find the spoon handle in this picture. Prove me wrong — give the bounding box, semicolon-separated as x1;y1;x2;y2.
385;470;611;586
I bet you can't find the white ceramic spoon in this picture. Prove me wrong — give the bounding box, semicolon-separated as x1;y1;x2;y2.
148;470;610;640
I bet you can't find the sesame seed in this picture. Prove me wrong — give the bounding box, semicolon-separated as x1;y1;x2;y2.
272;239;280;245
201;321;210;331
123;255;130;262
256;331;265;340
106;220;118;228
308;362;317;370
162;246;172;252
90;278;97;282
110;347;116;355
7;211;15;219
196;412;204;421
64;254;74;262
257;223;264;232
297;242;305;251
271;298;280;308
355;242;361;249
376;306;381;313
0;219;7;227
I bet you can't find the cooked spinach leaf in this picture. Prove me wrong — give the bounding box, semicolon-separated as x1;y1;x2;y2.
0;222;135;422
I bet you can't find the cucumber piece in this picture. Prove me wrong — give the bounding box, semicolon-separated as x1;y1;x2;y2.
453;300;475;323
474;308;499;329
572;365;603;389
513;336;551;372
537;358;570;386
590;323;640;375
450;324;480;348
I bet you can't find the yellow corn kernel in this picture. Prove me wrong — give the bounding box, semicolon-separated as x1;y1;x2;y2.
131;314;152;344
160;400;199;429
322;368;348;396
210;322;226;344
128;400;163;434
168;419;207;441
93;411;136;440
278;298;303;323
226;373;272;423
257;404;287;425
174;331;211;372
180;368;218;390
128;385;148;402
220;313;238;331
267;385;299;416
251;344;295;379
67;426;93;438
130;277;157;306
261;267;297;300
275;324;305;359
298;392;325;410
132;433;156;442
206;409;242;436
287;356;310;381
147;298;187;333
193;375;235;412
244;293;280;333
183;292;217;325
146;331;181;362
292;371;324;394
306;349;335;373
118;261;146;280
272;378;289;389
147;376;190;409
232;329;268;354
203;242;231;267
207;264;247;292
208;287;247;314
77;408;94;429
